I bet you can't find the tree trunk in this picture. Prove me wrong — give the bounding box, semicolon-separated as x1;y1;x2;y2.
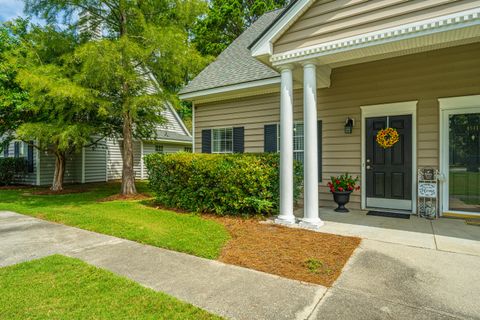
121;111;137;195
51;151;66;192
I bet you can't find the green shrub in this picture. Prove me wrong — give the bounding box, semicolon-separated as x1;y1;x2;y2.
144;152;303;216
0;158;28;185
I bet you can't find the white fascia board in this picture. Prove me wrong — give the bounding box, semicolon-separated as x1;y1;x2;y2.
271;8;480;65
179;77;281;101
250;0;314;57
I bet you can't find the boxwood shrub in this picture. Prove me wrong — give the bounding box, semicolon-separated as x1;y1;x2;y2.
144;152;303;215
0;158;28;185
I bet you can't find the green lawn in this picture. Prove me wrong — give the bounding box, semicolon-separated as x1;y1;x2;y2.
0;182;229;259
0;255;222;320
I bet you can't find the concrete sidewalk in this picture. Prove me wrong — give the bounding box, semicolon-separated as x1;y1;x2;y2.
294;208;480;256
0;211;325;320
311;239;480;320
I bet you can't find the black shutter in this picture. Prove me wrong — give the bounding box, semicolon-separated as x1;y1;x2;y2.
14;142;20;158
27;141;34;173
318;120;322;182
233;127;244;153
264;124;278;152
202;129;212;153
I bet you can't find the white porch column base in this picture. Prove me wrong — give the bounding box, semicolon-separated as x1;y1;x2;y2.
275;65;295;225
300;62;323;228
299;219;324;230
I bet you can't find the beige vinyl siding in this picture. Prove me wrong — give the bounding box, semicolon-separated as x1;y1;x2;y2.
195;43;480;209
274;0;480;54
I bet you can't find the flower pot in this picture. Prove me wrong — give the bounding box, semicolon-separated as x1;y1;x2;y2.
332;191;352;212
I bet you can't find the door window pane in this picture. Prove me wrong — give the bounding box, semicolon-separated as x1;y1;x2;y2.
449;113;480;213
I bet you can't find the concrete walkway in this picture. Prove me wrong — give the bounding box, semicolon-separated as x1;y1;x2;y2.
1;211;480;320
0;211;325;320
294;208;480;256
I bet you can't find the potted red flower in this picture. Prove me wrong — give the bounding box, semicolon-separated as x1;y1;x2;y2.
327;173;360;212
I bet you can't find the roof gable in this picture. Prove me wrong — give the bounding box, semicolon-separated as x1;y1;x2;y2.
249;0;319;58
145;71;191;139
179;10;281;96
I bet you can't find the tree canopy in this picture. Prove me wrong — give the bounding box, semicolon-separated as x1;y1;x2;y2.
192;0;289;57
1;20;115;190
23;0;209;194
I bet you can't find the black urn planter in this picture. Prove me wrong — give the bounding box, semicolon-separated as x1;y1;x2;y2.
332;191;352;212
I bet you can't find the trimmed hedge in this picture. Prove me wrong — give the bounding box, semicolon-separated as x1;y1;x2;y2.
0;158;27;185
144;153;303;215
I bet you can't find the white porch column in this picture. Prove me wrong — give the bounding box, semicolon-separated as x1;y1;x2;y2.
275;65;295;224
300;62;323;228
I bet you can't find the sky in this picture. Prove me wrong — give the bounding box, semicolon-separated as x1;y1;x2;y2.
0;0;25;22
0;0;43;23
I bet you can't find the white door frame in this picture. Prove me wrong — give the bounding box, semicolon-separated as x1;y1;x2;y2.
360;101;418;213
439;95;480;217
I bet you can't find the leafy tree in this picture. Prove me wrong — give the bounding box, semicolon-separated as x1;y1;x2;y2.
25;0;208;194
192;0;289;57
0;19;31;144
4;21;112;191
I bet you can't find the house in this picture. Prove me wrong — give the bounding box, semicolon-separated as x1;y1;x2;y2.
0;87;192;186
180;0;480;226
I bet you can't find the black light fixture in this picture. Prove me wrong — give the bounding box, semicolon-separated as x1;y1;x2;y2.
344;117;354;134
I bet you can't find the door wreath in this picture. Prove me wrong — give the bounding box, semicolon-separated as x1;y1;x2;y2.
376;127;399;148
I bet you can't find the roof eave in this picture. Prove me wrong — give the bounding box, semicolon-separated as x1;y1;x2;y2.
179;77;281;103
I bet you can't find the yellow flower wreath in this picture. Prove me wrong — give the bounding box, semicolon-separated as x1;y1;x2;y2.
376;127;399;148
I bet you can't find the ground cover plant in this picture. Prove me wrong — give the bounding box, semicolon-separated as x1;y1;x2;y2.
0;255;222;320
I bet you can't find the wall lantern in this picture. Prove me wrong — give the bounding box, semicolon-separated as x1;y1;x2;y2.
344;117;354;134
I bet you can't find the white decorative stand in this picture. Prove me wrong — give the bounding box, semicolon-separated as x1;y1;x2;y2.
417;168;439;219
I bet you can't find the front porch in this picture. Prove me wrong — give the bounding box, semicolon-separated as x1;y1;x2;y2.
289;207;480;256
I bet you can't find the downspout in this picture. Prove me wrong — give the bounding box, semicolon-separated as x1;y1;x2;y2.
35;140;41;186
192;102;195;153
140;140;144;179
81;147;86;184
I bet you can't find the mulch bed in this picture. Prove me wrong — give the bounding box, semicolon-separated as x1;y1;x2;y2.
206;215;361;287
0;185;33;190
31;188;91;195
97;193;152;202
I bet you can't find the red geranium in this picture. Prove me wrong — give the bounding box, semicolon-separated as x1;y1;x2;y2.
328;173;360;193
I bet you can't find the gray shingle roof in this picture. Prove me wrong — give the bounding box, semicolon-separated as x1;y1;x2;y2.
180;10;281;95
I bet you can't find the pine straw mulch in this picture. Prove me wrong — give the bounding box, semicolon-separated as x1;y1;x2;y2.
31;188;91;195
96;193;153;202
205;215;361;287
0;185;32;190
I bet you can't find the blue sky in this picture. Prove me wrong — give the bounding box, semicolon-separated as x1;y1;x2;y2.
0;0;45;24
0;0;26;22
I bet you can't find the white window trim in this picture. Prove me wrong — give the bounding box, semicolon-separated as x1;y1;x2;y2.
211;127;234;154
360;101;418;213
439;95;480;217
